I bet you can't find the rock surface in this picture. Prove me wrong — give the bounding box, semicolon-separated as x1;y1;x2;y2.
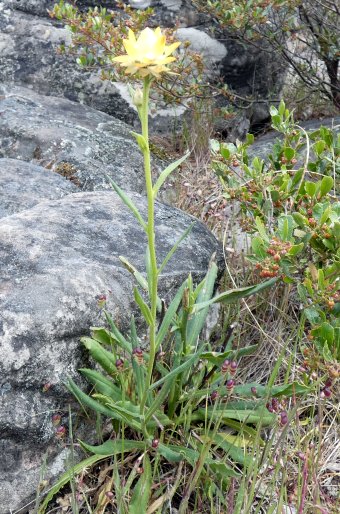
0;86;149;193
0;158;78;218
0;186;223;513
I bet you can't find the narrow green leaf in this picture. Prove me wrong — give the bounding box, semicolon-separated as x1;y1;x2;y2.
149;345;206;391
79;369;122;401
156;279;188;349
90;327;112;345
37;455;109;513
129;454;152;514
107;176;147;231
81;338;116;375
80;439;146;456
187;260;218;347
194;406;275;426
158;443;239;477
193;278;277;313
134;287;153;326
158;222;195;275
130;316;146;404
119;256;148;290
144;376;172;423
104;311;132;354
67;379;121;419
153;151;190;195
211;433;253;466
233;381;310;398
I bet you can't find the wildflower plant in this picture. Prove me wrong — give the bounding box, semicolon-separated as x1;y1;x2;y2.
39;24;313;514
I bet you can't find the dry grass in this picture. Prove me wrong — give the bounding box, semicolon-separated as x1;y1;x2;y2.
158;138;340;514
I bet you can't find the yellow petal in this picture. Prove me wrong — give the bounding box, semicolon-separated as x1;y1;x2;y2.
112;55;133;63
127;28;136;44
123;39;139;57
164;41;181;57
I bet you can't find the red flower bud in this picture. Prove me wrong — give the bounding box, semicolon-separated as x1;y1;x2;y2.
42;382;52;392
226;379;234;391
221;359;230;373
56;425;66;438
115;358;124;370
279;411;288;426
323;387;331;398
230;361;238;374
251;386;257;396
52;414;61;426
151;438;159;449
132;347;144;364
211;390;219;401
271;398;279;412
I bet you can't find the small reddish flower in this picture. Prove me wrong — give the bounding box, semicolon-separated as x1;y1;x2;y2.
211;390;219;401
279;410;288;426
230;361;238;374
323;387;331;398
132;347;144;364
221;359;230;374
115;358;124;371
226;379;234;391
56;425;66;438
52;414;61;426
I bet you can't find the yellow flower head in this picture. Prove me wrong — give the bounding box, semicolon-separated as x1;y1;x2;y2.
113;27;180;78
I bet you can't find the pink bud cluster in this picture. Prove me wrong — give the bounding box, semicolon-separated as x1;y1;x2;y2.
266;397;289;426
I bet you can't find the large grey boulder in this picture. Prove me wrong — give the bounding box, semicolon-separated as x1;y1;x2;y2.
0;188;223;513
0;86;149;193
0;0;283;134
0;158;78;218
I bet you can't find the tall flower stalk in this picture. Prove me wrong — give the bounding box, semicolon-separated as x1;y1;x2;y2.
113;28;181;429
140;75;157;416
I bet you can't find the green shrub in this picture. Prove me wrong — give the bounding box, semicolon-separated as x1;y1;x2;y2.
212;101;340;362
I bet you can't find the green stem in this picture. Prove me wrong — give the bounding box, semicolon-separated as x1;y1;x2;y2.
140;76;158;425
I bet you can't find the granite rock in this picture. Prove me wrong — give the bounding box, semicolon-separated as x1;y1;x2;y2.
0;189;224;513
0;86;148;193
0;158;77;218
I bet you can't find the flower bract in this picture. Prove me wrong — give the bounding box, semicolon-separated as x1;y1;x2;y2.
113;27;180;78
